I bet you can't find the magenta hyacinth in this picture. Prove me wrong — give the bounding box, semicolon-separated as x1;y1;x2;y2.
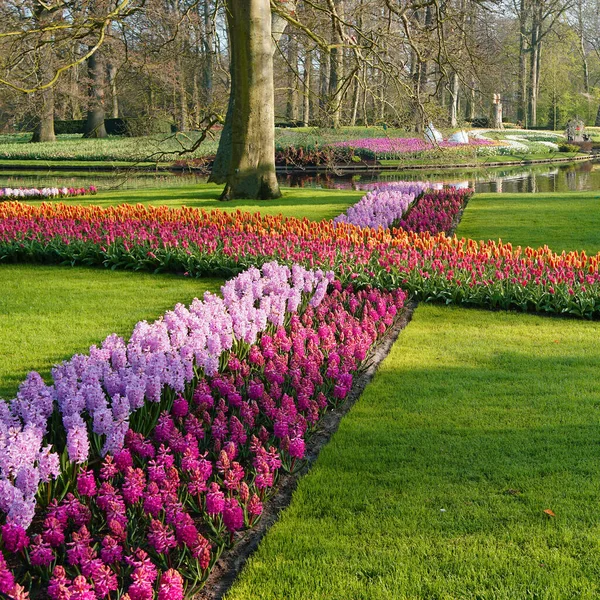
157;569;184;600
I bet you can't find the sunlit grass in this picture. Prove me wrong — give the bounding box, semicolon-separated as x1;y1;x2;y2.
0;264;223;398
226;305;600;600
457;191;600;254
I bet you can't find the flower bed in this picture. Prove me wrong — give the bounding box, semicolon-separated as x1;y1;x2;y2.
1;199;600;318
0;261;407;598
0;187;97;201
333;182;429;229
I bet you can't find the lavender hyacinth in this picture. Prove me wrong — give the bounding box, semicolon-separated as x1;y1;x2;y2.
334;181;429;230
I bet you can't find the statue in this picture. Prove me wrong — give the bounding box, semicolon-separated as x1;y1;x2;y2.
565;118;585;142
492;93;503;130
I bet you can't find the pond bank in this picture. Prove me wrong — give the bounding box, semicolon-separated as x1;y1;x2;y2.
0;152;592;174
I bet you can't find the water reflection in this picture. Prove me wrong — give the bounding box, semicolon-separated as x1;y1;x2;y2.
0;159;598;194
280;159;600;194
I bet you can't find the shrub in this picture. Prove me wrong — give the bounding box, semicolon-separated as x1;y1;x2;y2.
558;143;580;153
53;118;175;137
54;120;86;135
468;117;490;128
112;118;175;137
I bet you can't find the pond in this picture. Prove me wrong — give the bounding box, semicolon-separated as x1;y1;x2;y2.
280;158;600;194
0;158;599;194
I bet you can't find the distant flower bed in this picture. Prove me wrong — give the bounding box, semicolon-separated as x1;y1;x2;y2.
0;261;405;598
0;186;96;200
331;137;497;160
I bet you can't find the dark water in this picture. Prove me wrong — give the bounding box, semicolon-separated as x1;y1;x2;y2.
0;158;599;194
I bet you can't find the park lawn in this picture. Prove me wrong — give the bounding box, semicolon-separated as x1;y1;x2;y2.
23;183;363;222
0;264;223;399
226;305;600;600
456;191;600;254
0;159;164;168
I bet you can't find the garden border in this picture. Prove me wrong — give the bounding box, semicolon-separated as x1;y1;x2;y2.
0;153;592;174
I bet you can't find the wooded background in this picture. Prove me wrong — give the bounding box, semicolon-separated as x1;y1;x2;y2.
1;0;599;140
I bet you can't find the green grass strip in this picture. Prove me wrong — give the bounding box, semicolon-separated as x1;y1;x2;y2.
378;152;583;167
226;305;600;600
0;264;223;399
457;191;600;254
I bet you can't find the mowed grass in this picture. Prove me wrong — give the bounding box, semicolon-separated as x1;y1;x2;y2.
0;264;223;399
457;191;600;254
22;183;363;222
226;305;600;600
379;152;582;168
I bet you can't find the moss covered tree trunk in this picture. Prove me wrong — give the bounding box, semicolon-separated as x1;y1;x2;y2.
216;0;280;200
31;88;56;143
210;1;291;188
107;63;119;118
83;48;107;138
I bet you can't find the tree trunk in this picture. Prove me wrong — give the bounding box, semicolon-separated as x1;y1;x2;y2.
303;49;312;126
286;34;300;122
70;65;82;120
31;88;56;143
492;96;503;129
179;59;188;132
271;0;297;50
528;4;540;128
202;0;214;106
31;4;56;143
83;48;107;138
192;70;200;128
210;0;291;185
450;72;460;127
208;94;234;184
328;0;345;128
517;0;529;126
350;75;359;126
107;63;119;119
465;78;476;121
319;49;330;124
220;0;280;200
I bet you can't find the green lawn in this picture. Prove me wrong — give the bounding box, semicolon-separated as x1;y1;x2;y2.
226;305;600;600
456;191;600;254
379;152;583;168
24;183;363;222
0;264;223;399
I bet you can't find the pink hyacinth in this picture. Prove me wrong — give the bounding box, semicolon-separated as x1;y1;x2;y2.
147;520;177;555
205;482;225;516
157;569;184;600
223;498;244;533
76;469;97;497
